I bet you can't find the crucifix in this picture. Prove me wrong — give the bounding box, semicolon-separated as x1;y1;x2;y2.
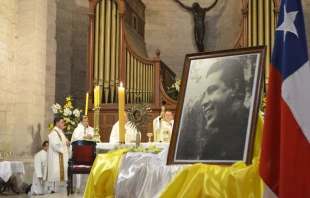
175;0;218;52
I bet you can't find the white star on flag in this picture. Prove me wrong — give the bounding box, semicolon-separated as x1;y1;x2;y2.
276;5;298;41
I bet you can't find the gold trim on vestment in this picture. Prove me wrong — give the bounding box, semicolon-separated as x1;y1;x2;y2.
53;129;65;181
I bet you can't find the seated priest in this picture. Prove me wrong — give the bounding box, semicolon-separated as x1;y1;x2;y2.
70;115;94;193
109;111;137;143
30;141;53;195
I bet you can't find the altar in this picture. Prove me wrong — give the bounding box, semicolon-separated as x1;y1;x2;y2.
0;161;25;194
84;139;264;198
96;142;170;152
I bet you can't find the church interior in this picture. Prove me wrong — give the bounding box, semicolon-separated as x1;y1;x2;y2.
1;0;310;197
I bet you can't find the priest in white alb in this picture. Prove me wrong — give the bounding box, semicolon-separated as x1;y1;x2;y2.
157;110;174;142
30;141;50;195
71;115;94;143
44;117;70;192
110;111;137;143
70;115;94;193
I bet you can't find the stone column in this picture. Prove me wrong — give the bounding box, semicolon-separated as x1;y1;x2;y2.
45;0;57;140
13;0;48;159
0;0;17;152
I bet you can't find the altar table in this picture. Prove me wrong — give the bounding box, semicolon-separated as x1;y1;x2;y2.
0;161;25;194
96;142;170;150
0;161;25;182
84;114;265;197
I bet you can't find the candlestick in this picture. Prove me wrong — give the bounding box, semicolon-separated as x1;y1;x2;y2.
85;93;89;115
97;86;100;107
118;82;125;143
94;87;97;107
92;106;101;143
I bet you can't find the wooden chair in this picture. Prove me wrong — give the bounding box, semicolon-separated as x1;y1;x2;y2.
67;140;96;196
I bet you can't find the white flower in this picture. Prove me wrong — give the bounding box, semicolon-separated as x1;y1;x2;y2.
71;121;75;125
63;108;72;116
175;82;180;92
51;104;58;113
73;109;80;117
55;103;61;109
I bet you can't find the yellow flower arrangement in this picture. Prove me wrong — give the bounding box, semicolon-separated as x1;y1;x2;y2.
167;78;181;100
109;144;163;154
48;96;82;134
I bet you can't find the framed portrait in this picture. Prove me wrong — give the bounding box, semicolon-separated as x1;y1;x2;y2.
167;46;266;165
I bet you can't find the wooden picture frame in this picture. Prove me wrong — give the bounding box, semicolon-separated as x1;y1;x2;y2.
167;46;266;165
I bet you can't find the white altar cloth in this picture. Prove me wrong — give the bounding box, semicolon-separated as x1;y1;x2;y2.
0;161;25;182
115;150;186;198
96;142;170;150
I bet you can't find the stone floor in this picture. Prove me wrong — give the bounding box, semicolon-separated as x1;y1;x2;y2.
0;191;83;197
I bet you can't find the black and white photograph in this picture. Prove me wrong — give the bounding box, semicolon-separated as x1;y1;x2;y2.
168;46;266;165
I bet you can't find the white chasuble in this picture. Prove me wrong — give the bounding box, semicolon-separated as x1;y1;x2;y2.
44;127;68;182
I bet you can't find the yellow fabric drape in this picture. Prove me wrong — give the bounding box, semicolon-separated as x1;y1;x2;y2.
159;114;264;198
84;149;129;198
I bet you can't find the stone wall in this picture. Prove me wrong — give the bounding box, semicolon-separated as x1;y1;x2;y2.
14;0;48;159
0;0;17;153
45;0;57;141
0;0;53;184
55;0;88;109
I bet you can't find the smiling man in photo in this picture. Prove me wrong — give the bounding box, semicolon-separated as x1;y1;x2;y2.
200;58;249;160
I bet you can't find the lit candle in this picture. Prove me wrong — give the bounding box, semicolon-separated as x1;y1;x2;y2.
118;82;125;143
85;92;89;115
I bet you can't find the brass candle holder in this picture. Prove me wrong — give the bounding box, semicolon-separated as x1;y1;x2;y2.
92;106;101;143
0;150;12;162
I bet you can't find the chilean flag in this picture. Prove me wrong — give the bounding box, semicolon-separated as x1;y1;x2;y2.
259;0;310;197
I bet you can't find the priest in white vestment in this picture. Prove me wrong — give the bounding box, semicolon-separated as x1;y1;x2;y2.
110;112;137;143
157;111;174;142
30;141;51;195
71;115;94;143
70;115;94;193
44;117;70;193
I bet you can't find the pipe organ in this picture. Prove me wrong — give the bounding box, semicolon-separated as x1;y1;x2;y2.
237;0;280;89
86;0;281;142
87;0;175;142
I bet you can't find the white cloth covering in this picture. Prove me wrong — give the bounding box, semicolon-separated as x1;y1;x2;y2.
44;127;69;186
109;121;137;143
115;149;186;198
0;161;12;182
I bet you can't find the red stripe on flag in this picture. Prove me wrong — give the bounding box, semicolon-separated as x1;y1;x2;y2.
259;64;281;194
259;64;310;197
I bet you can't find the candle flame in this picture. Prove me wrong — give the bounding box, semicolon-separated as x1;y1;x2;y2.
120;82;123;87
